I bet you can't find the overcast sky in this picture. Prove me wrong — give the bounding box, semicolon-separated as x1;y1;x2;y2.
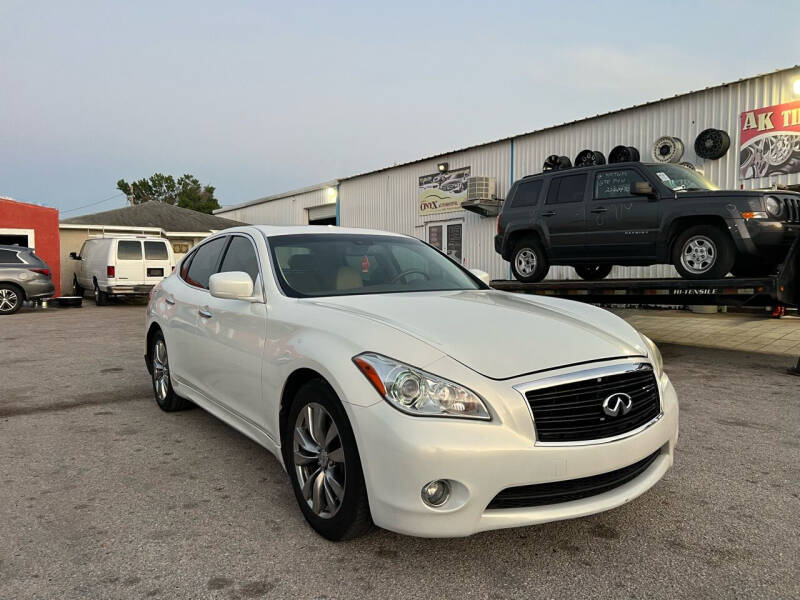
2;0;799;216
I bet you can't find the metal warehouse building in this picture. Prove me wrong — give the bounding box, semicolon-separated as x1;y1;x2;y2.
216;66;800;280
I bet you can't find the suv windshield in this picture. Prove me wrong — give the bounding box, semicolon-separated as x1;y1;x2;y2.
645;164;718;192
269;234;482;298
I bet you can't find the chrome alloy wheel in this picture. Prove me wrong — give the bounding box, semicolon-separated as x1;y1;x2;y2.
152;339;171;402
515;248;538;276
293;403;346;519
680;235;717;275
0;288;19;312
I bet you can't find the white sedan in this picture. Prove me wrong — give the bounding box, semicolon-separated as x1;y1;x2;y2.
145;225;678;540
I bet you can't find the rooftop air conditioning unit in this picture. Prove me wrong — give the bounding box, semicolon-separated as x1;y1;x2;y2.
461;176;501;217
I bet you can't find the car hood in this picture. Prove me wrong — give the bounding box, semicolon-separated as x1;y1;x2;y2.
308;290;647;380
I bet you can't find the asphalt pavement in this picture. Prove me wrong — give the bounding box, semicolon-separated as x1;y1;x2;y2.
1;303;798;599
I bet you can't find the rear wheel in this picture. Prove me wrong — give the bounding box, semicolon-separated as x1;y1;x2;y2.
0;284;23;315
93;281;109;306
511;237;549;283
574;264;613;280
672;225;735;279
284;379;372;541
150;331;189;411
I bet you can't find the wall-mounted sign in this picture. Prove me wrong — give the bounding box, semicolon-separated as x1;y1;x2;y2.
739;100;800;179
418;166;470;216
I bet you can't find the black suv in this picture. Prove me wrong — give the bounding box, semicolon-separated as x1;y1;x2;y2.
494;162;800;282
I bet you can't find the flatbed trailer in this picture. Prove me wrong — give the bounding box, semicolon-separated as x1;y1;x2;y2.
491;238;800;309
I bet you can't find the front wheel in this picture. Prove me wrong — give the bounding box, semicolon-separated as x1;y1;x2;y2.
672;225;735;279
574;264;613;280
284;379;372;541
511;237;549;283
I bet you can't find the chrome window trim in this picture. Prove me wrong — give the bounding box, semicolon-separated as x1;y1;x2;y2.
513;360;663;447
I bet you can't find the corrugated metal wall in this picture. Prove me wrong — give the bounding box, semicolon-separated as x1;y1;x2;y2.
222;69;800;280
217;187;334;226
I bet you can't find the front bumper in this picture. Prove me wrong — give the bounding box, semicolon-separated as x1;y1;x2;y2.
348;368;678;537
735;219;800;259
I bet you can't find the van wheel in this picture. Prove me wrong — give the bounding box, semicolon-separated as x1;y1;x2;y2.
72;276;84;298
284;379;372;541
511;237;549;283
150;331;190;411
575;264;613;280
0;284;23;315
94;282;109;306
673;225;735;279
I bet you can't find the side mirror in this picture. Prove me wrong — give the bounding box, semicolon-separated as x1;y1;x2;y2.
209;271;260;302
69;252;79;260
469;268;491;286
630;181;656;198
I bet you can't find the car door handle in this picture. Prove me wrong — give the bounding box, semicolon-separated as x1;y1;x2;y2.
165;296;175;305
590;207;608;214
198;307;213;319
541;211;556;217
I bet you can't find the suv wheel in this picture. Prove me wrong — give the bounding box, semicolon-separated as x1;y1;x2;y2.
673;225;735;279
511;237;549;283
0;284;23;315
284;379;372;541
574;264;613;281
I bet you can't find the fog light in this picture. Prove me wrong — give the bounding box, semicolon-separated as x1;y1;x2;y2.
421;479;450;507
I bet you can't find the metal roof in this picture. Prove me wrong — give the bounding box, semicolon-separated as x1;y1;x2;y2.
62;201;244;231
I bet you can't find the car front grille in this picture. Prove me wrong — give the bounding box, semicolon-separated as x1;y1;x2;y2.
780;196;800;223
524;364;660;443
486;448;662;509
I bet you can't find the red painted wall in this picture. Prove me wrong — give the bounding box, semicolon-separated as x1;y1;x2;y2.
0;198;61;294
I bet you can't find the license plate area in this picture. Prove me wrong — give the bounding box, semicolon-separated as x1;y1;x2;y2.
147;268;164;277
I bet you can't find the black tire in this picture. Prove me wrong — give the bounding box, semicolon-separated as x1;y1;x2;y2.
574;264;613;280
283;379;372;541
731;259;778;278
672;225;735;279
511;237;549;283
72;276;84;298
93;281;109;306
694;128;730;160
0;283;23;315
149;330;190;412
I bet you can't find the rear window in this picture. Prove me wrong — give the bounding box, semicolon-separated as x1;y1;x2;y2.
508;180;542;208
0;249;22;263
144;241;169;260
117;241;142;260
546;174;587;205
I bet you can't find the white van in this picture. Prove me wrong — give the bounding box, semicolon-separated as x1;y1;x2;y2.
70;236;176;305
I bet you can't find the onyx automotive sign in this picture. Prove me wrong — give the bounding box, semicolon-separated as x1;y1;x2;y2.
740;100;800;179
418;167;470;216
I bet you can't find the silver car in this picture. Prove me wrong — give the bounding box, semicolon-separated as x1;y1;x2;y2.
0;245;56;315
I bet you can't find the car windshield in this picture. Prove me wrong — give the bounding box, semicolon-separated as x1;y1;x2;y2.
268;233;482;298
645;164;718;192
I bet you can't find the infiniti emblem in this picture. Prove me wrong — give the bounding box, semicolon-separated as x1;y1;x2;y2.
602;393;633;417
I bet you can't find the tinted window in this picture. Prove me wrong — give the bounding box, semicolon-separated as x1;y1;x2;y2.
117;241;142;260
509;180;543;208
546;174;587;204
144;241;169;260
185;237;227;289
0;249;22;263
595;169;641;199
219;236;260;283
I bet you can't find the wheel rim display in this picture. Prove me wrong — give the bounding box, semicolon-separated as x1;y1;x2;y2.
293;403;346;519
515;249;537;276
680;235;717;274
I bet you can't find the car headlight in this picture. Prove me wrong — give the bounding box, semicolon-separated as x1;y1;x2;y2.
765;195;784;218
353;352;491;420
640;334;664;377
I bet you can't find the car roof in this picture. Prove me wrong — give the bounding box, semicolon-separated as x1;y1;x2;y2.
520;161;664;181
0;244;31;252
226;225;410;239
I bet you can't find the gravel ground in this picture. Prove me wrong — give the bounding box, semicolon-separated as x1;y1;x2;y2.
1;303;798;599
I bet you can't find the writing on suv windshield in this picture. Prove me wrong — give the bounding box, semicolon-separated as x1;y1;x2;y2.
269;234;482;298
645;164;718;192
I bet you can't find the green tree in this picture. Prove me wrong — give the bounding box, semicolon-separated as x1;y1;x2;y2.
116;173;220;214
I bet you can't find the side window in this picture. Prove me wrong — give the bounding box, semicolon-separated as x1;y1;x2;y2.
218;236;260;283
79;241;88;257
594;169;641;200
0;249;22;263
144;241;169;260
546;174;587;205
184;237;227;289
117;241;142;260
509;180;543;208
